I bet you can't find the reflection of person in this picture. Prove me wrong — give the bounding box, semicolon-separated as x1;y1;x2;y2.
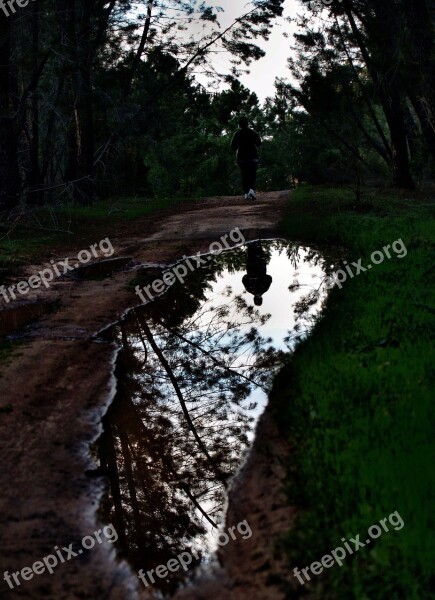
242;242;272;306
231;116;261;201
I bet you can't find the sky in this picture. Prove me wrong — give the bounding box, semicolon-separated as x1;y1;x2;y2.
195;0;304;102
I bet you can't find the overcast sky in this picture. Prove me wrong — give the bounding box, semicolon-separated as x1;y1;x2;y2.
194;0;304;102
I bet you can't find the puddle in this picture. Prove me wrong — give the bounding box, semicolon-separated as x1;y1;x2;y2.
94;240;327;596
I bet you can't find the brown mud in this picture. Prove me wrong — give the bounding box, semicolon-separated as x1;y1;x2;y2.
0;192;299;600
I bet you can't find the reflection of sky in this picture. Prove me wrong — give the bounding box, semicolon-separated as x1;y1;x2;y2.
195;243;326;551
207;246;325;352
202;245;326;424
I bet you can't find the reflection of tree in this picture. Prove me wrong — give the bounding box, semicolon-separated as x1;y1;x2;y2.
285;245;330;348
97;272;284;595
139;316;227;487
96;240;327;595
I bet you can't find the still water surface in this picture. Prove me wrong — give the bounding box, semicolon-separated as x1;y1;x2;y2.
95;240;327;596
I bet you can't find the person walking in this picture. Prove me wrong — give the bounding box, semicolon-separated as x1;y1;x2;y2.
231;116;261;201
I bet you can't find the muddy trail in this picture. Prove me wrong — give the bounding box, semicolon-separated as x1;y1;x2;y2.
0;192;309;600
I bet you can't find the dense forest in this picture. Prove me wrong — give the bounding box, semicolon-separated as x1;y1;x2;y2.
0;0;434;209
1;3;434;600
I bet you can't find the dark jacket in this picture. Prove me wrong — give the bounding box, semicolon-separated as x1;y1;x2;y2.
242;242;272;297
231;128;261;161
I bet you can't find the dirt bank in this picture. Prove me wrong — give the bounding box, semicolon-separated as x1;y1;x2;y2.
0;191;297;599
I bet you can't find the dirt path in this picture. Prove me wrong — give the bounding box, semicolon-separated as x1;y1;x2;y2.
0;191;298;600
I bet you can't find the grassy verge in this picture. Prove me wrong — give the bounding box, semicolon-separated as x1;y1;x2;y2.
0;196;180;276
273;186;435;599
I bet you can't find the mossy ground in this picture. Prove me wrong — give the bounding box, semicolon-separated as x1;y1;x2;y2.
273;186;435;599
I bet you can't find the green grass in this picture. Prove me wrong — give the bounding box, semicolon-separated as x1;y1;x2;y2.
273;185;435;599
54;195;181;221
0;196;181;275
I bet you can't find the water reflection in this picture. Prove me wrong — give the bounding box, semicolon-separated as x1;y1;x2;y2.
96;240;326;596
242;241;273;306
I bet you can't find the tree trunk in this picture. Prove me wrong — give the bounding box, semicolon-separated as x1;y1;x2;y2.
27;0;44;205
119;431;144;548
99;422;127;547
386;92;415;189
409;94;435;160
75;0;95;204
63;0;95;204
343;2;415;189
402;0;435;161
0;14;19;209
124;0;154;97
